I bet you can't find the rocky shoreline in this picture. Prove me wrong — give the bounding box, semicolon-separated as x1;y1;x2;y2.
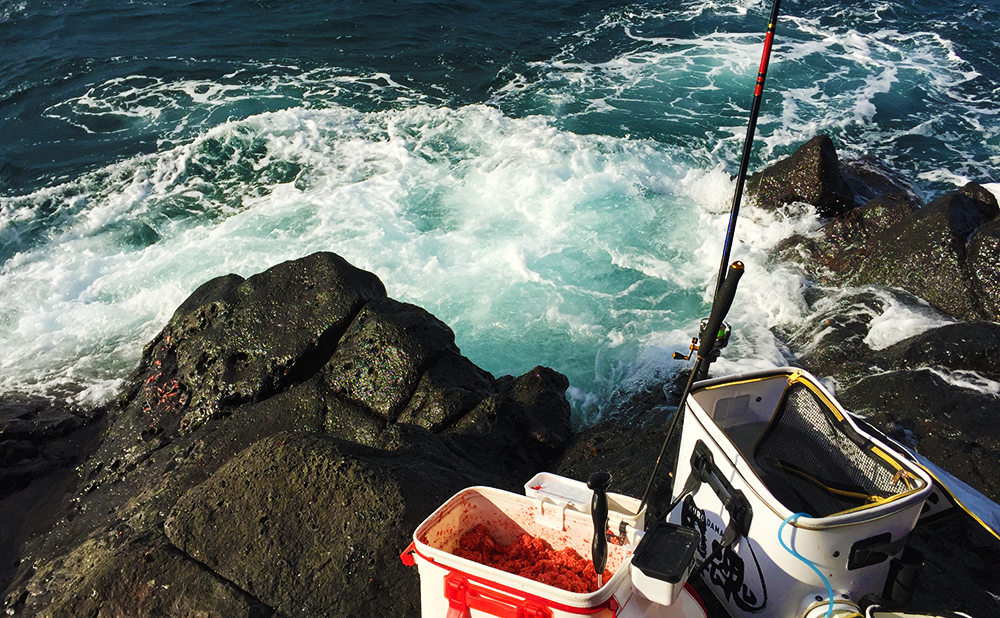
2;136;999;617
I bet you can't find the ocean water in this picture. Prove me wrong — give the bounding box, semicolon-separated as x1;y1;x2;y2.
2;0;999;424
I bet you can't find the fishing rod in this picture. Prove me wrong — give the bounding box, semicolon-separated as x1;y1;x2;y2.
713;0;782;302
637;0;782;515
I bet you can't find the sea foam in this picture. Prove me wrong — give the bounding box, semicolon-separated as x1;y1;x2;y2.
3;0;998;426
0;102;820;423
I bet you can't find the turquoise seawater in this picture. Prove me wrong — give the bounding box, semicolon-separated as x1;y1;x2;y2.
1;0;998;423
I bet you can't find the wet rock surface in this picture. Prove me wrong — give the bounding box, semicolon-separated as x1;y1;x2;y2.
824;322;1000;508
1;251;571;618
840;368;1000;501
0;395;103;499
0;395;104;593
747;134;856;218
163;432;471;618
838;155;920;206
968;215;1000;321
850;189;998;320
759;136;999;321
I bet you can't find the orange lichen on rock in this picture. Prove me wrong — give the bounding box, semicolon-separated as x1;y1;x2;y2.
452;525;611;593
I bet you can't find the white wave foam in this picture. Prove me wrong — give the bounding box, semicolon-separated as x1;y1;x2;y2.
927;367;1000;397
8;0;995;420
791;285;955;357
675;0;764;18
40;64;432;147
493;2;999;190
598;167;822;409
0;101;827;421
865;294;956;350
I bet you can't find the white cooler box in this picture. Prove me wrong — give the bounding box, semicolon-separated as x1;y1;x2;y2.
402;475;708;618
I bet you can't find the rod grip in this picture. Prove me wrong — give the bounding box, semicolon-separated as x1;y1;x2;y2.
698;262;744;364
588;472;612;583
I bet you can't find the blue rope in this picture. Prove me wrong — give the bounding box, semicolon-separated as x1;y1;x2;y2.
778;512;834;618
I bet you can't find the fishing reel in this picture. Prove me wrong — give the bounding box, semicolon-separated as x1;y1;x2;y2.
672;318;732;362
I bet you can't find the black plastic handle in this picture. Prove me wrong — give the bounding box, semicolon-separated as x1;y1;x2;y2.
691;440;752;542
698;261;744;366
588;472;612;583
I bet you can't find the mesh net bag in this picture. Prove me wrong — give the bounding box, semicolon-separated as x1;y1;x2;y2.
753;381;915;517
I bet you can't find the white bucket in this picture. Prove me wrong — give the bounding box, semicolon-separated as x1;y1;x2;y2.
403;482;707;618
667;368;932;618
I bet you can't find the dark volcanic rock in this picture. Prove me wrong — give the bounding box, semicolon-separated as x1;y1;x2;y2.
839;156;920;205
875;321;1000;375
0;394;104;591
839;368;1000;504
777;193;920;281
322;297;460;422
855;324;1000;508
1;252;573;618
852;189;996;320
40;535;273;618
906;518;1000;618
758;138;999;325
553;370;687;528
135;251;388;435
787;289;885;381
785;287;953;383
164;432;479;618
0;394;97;444
960;181;1000;218
968;216;1000;321
747;135;855;217
446;366;573;481
767;153;919;279
825;193;919;250
395;348;495;431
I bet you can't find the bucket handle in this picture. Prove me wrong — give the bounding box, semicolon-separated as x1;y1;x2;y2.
400;541;416;567
533;496;568;530
445;572;554;618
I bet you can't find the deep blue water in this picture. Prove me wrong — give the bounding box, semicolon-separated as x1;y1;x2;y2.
2;0;999;423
